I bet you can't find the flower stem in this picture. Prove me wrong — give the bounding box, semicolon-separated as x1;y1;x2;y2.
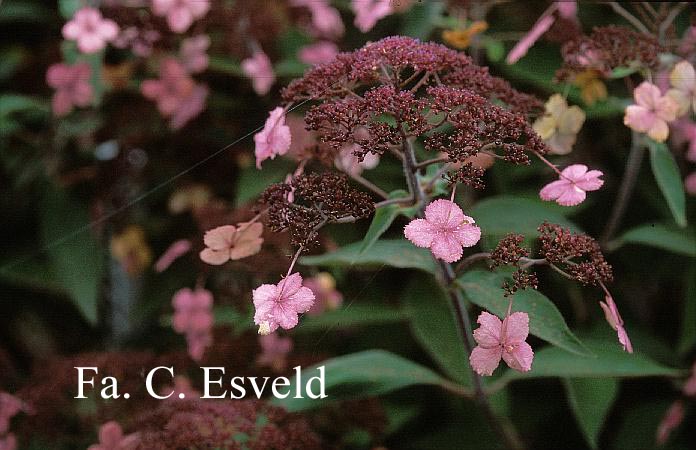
600;131;645;247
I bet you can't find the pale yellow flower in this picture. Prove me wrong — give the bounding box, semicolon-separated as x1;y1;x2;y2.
667;60;696;117
110;225;153;275
533;94;585;155
572;70;607;106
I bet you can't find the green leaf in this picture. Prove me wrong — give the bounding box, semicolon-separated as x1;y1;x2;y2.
678;264;696;354
564;378;619;449
58;0;80;19
609;66;640;79
301;239;437;273
0;0;51;24
39;184;104;324
272;350;456;412
648;140;687;227
359;190;409;254
0;94;48;117
207;56;243;76
403;273;471;385
495;337;681;386
482;36;505;62
295;303;407;333
611;223;696;257
458;270;592;356
468;195;581;238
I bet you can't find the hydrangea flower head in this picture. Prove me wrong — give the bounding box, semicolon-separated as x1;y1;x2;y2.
599;294;633;353
46;62;94;117
624;81;679;142
88;421;139;450
254;107;292;168
351;0;392;32
533;94;586;155
62;7;119;54
199;222;263;265
469;311;534;376
667;60;696;117
404;199;481;263
151;0;209;33
539;164;603;207
253;273;315;334
241;50;275;96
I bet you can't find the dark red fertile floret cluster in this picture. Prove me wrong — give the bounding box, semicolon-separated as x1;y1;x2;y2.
491;234;529;267
132;399;321;450
537;222;613;285
557;26;662;80
503;269;540;297
260;173;374;248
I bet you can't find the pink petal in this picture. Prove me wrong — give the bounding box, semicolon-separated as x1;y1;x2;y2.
299;41;339;65
403;218;435;248
430;234;464;263
560;164;589;181
617;326;633;353
473;311;502;347
633;81;662;109
573;170;604;191
539;179;571;201
624;105;655;133
168;8;194;33
424;199;465;228
98;421;123;447
453;223;481;248
503;312;530;343
172;288;194;310
272;303;300;330
501;341;534;372
277;273;303;298
469;346;502;376
555;184;586;206
199;248;230;265
99;19;119;41
287;286;316;313
253;284;278;308
647;119;670;143
155;239;192;272
203;225;236;250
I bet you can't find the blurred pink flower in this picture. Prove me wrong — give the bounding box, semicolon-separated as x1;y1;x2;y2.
670;119;696;162
172;288;214;361
141;59;208;129
254;107;292;168
299;41;339;65
0;393;22;435
88;421;138;450
253;273;315;334
180;35;210;74
539;164;603;207
599;294;633;353
0;435;16;450
199;222;263;265
46;62;94;117
62;7;119;54
335;143;379;176
352;0;392;32
469;311;534;376
113;26;160;57
404;199;481;263
152;0;209;33
256;333;293;372
656;400;684;445
556;1;577;19
241;50;275;96
154;239;191;272
685;172;696;196
624;82;679;142
683;362;696;396
305;272;343;316
292;0;344;38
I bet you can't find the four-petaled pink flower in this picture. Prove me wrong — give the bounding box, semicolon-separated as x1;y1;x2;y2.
46;63;94;117
539;164;603;207
469;311;534;376
241;50;276;96
180;35;210;74
624;82;679;142
299;41;340;66
599;294;633;353
172;288;214;361
291;0;344;39
256;333;293;372
667;60;696;117
199;222;263;265
253;273;315;334
254;107;292;169
141;58;208;129
352;0;392;32
335;143;379;176
152;0;210;33
62;7;119;54
305;272;344;316
87;421;138;450
404;199;481;263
